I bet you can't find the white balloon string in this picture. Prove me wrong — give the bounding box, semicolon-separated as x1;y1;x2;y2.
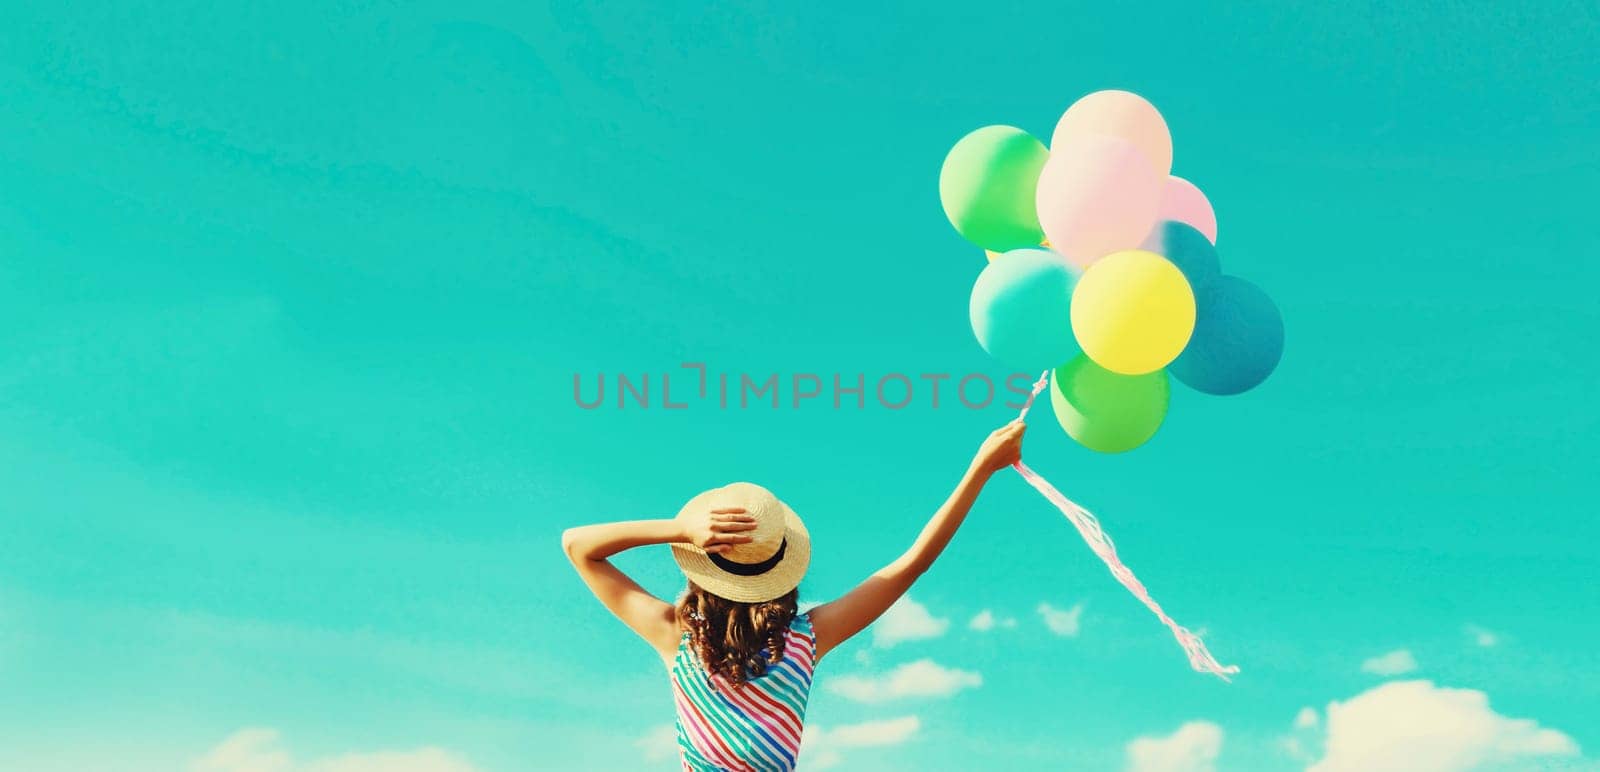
1010;370;1239;681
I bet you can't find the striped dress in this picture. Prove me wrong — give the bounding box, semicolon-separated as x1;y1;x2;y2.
669;611;817;771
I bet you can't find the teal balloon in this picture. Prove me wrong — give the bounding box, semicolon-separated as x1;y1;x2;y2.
939;126;1049;251
1139;220;1221;290
969;249;1081;372
1170;275;1284;395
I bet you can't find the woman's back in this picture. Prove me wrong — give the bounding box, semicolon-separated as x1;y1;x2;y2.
563;428;1023;769
669;611;817;772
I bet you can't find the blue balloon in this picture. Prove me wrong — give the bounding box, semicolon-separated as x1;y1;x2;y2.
969;248;1082;372
1140;220;1221;290
1170;275;1284;395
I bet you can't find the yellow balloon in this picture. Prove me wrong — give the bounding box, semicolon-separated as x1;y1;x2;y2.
1070;250;1196;374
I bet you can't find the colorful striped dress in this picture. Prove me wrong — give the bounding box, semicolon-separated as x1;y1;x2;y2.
669;611;817;771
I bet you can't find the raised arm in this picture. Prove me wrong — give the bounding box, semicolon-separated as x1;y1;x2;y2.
562;509;758;658
808;420;1025;660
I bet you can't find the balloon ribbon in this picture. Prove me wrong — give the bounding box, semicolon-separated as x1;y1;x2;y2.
1011;370;1239;681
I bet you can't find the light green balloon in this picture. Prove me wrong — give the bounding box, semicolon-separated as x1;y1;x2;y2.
1049;354;1170;453
939;126;1048;251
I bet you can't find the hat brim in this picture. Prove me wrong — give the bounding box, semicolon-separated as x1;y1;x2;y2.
672;504;810;603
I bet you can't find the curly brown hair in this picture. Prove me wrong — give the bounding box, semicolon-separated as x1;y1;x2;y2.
676;581;799;688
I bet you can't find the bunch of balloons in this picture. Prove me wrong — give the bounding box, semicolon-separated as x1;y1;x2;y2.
943;90;1284;453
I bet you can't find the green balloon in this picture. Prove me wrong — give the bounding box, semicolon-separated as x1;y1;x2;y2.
939;126;1049;251
1049;354;1170;453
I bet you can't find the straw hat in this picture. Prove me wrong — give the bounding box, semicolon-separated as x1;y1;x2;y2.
671;482;811;603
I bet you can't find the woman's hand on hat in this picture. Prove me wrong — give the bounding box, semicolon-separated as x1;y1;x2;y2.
972;419;1026;477
678;508;759;555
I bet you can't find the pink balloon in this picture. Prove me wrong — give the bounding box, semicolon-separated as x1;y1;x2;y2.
1034;134;1163;269
1157;176;1218;244
1050;90;1173;177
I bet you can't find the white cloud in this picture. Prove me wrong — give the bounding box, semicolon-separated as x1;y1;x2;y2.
1126;721;1224;772
800;716;920;770
1360;649;1418;676
970;609;996;631
1307;680;1581;772
829;658;981;703
192;728;476;772
1037;602;1084;637
873;596;949;648
804;749;843;770
826;716;921;747
1464;624;1500;647
635;724;678;763
304;750;476;772
1282;707;1321;762
194;729;292;772
1295;707;1320;729
968;609;1017;632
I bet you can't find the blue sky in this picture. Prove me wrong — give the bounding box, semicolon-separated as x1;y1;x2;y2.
2;2;1597;770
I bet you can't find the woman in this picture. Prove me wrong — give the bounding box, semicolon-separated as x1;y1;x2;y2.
561;419;1025;770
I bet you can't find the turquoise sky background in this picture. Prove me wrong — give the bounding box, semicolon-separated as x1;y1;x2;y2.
2;3;1597;770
